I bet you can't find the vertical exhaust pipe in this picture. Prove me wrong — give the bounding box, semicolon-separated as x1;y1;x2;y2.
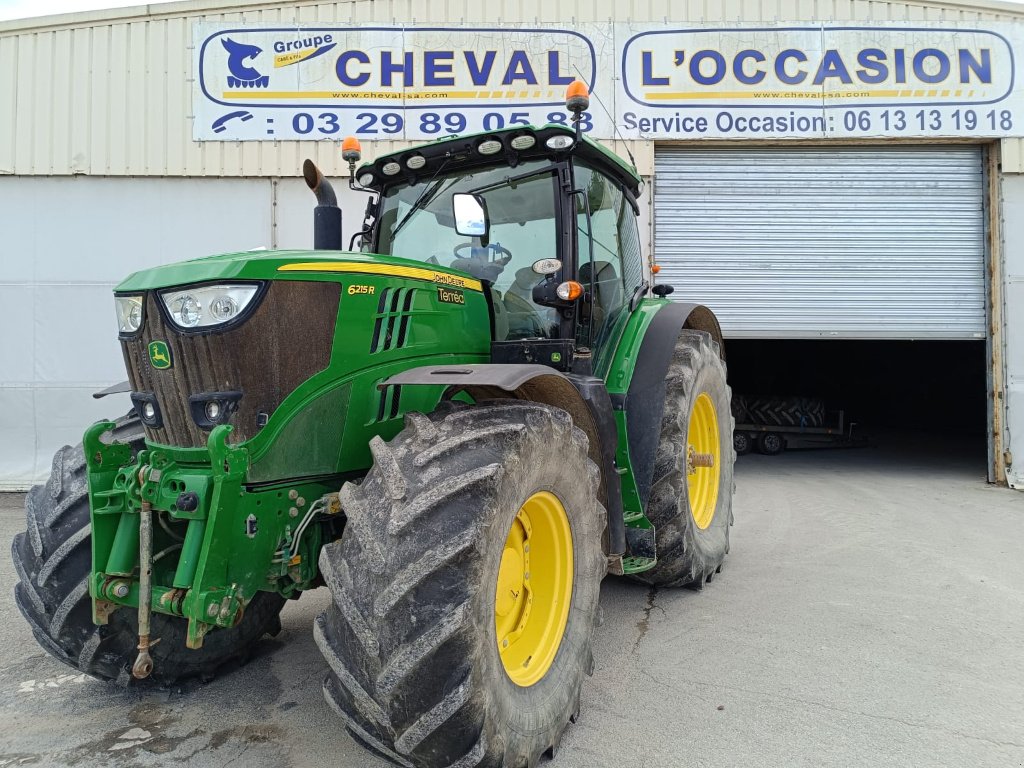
303;159;342;250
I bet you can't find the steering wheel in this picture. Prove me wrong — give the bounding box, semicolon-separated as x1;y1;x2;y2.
453;242;512;262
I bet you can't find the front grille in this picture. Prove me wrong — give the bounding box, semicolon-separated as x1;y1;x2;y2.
122;281;340;447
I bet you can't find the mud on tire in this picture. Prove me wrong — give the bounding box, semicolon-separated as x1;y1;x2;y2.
316;401;607;768
632;330;735;588
11;414;286;686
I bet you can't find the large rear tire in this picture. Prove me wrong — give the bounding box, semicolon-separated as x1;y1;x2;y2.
11;414;286;685
316;401;606;768
746;396;824;428
632;330;735;588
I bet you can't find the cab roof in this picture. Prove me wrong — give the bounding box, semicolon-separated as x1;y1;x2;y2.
357;123;642;198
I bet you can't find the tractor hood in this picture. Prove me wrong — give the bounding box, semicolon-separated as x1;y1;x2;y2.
115;250;482;293
113;246;490;462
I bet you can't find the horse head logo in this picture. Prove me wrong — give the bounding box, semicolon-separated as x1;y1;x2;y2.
222;38;269;88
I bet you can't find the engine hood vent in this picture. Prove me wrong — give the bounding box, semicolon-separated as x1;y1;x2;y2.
370;287;417;353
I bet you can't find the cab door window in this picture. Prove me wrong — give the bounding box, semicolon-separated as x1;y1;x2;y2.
574;164;641;352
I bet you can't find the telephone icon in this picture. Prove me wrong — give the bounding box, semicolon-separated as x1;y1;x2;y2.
211;111;254;133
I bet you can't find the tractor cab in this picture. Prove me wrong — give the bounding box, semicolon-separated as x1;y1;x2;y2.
345;116;645;377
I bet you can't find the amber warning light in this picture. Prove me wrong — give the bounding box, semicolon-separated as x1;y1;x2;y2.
556;281;584;301
565;80;590;113
342;136;362;163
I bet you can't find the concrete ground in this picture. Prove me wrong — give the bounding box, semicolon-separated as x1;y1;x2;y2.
0;439;1022;768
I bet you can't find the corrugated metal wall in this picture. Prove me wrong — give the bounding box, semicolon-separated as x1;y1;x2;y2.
2;0;1024;178
0;0;1016;487
653;145;986;339
1001;174;1024;489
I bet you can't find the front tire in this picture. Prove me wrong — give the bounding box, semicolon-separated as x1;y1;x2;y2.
633;330;735;588
11;414;286;685
316;401;606;768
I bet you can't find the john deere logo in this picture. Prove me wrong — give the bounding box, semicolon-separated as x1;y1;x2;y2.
148;341;172;370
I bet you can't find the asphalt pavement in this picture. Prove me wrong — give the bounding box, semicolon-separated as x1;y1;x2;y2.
1;437;1022;767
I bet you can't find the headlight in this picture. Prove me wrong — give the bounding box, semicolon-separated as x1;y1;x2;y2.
510;134;536;150
546;134;574;150
115;295;144;333
160;284;260;330
477;138;502;155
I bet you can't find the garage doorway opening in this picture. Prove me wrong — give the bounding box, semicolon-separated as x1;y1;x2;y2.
725;339;988;471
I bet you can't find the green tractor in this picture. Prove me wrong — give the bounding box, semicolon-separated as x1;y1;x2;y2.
11;85;734;767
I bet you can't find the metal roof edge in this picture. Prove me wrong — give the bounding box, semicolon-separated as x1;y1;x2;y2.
0;0;280;33
4;0;1024;34
921;0;1024;15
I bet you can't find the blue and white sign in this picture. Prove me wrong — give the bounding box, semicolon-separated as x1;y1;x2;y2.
194;22;1024;141
617;24;1021;139
194;24;611;140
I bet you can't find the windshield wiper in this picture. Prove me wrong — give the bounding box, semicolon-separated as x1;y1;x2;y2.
389;157;453;241
466;164;558;197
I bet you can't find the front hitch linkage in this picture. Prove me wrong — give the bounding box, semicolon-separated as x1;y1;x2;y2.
132;465;159;679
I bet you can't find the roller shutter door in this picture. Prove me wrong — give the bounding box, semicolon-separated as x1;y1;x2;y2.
654;146;986;339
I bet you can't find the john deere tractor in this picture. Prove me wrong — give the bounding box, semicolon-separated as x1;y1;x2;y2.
12;84;733;768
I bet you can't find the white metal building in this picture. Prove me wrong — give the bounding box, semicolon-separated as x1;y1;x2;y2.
0;0;1021;488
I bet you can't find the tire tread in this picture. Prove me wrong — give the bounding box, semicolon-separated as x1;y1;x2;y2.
633;330;735;588
318;401;606;768
11;414;286;685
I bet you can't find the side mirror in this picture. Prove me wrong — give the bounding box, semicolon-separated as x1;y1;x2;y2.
453;193;489;238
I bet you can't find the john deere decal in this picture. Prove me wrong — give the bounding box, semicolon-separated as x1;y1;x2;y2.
148;341;173;370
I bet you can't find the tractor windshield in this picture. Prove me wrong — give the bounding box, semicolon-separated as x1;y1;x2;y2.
376;160;560;340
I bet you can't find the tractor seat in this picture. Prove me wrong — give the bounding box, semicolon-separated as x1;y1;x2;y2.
504;267;552;338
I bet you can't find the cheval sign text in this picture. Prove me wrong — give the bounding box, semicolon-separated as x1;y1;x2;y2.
194;22;1024;140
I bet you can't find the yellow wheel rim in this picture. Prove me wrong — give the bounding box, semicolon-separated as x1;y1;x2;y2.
686;392;721;530
494;491;574;687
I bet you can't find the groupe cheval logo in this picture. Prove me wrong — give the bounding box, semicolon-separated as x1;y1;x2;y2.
221;33;337;88
203;27;594;106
